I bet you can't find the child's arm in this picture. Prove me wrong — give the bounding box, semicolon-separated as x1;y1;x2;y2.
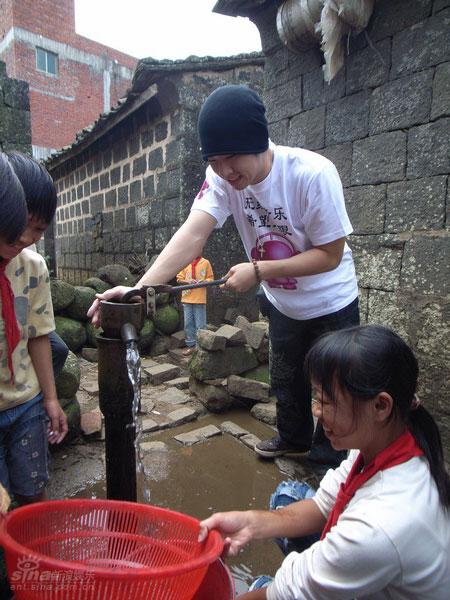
0;483;11;513
28;334;68;444
205;259;214;282
238;591;267;600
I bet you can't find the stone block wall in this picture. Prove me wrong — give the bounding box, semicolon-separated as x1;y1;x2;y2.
48;60;264;323
0;61;32;154
250;0;449;454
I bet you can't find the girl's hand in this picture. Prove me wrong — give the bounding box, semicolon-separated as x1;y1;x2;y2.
44;398;68;444
198;511;254;557
221;263;258;293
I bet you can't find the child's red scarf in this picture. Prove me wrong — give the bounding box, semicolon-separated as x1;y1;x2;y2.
191;257;201;280
0;259;21;383
321;430;423;540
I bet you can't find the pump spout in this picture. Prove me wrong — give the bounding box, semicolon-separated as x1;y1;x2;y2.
121;322;138;344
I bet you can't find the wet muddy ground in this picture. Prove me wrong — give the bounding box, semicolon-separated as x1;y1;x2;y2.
47;354;322;594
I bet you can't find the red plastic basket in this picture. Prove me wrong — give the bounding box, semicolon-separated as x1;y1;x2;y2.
193;559;235;600
0;499;223;600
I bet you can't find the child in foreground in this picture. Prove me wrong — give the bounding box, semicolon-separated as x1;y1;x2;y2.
199;325;450;599
7;151;69;379
0;152;67;508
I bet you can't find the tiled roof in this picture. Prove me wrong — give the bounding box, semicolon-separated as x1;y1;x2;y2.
45;52;263;168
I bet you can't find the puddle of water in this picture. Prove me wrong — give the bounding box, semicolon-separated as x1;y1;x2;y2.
71;410;289;593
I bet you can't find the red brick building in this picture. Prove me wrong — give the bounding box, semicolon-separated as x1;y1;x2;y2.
0;0;137;158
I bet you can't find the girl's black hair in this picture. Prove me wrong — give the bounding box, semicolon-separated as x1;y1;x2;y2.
0;153;27;244
305;324;450;510
6;151;57;224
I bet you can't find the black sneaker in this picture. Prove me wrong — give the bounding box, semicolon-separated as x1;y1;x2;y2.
308;444;348;468
255;436;310;458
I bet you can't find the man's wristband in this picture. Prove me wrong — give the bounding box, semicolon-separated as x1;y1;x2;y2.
252;259;262;283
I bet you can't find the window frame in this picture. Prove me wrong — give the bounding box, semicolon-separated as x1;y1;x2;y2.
35;47;59;76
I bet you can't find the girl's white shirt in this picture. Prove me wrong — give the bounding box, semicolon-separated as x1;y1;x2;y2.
267;451;450;600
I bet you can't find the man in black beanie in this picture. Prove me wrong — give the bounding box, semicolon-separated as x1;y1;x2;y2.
89;84;359;469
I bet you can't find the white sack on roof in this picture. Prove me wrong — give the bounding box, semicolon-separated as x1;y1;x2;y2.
277;0;375;81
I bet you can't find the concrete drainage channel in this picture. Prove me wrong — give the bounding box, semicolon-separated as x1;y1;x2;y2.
48;354;321;593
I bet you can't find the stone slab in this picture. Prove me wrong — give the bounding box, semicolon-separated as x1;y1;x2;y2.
391;11;450;77
80;410;102;438
174;425;221;446
431;62;450;120
144;363;180;385
141;418;159;433
346;38;390;94
386;177;446;232
168;348;191;365
140;441;168;453
165;376;190;389
317;143;352;187
190;346;258;381
326;91;369;145
157;388;190;405
345;185;386;235
170;330;186;349
407;119;450;179
240;433;261;450
350;235;403;291
370;71;433;135
167;407;197;426
251;402;277;426
352;131;406;185
228;375;270;401
214;325;246;346
289;105;325;150
197;329;227;351
220;421;249;438
141;357;158;369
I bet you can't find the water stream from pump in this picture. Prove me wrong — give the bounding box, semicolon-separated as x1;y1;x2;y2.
125;339;151;503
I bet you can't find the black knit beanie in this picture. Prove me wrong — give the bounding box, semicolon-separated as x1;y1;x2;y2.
198;85;269;160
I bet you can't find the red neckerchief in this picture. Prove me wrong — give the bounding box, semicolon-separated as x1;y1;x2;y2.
191;257;201;280
321;430;423;540
0;259;21;383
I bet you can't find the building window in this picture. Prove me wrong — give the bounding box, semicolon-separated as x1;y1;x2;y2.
36;47;58;76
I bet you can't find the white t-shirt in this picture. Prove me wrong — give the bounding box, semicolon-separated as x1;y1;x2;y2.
191;143;358;319
267;451;450;600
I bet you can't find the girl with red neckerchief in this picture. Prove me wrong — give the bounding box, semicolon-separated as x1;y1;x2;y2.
199;325;450;600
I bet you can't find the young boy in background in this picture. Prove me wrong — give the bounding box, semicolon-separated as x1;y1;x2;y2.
177;256;214;355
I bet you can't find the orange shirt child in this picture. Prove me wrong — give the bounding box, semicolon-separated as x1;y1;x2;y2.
176;257;214;304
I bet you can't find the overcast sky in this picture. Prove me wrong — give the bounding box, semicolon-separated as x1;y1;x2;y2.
75;0;262;60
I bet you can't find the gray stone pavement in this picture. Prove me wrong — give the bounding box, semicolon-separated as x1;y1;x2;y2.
49;351;321;499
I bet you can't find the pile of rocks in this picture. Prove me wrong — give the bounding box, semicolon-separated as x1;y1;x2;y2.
50;263;181;440
51;264;181;357
187;316;274;426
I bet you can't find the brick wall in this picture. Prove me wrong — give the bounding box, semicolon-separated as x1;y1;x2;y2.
0;0;136;155
248;0;450;455
10;0;75;43
47;59;264;323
